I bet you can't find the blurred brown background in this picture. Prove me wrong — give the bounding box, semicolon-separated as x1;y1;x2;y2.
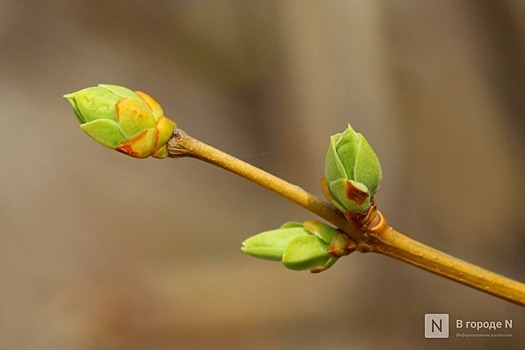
1;1;524;349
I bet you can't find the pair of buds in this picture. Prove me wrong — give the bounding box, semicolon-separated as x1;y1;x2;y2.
66;85;382;212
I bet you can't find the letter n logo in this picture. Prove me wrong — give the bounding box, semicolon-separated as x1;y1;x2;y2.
425;314;449;338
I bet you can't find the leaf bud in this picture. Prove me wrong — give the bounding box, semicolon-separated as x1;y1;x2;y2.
241;221;355;273
64;84;177;159
322;124;382;214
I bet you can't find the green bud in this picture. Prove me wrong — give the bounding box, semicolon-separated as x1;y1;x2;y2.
323;124;382;213
241;222;309;261
241;221;355;273
64;84;177;159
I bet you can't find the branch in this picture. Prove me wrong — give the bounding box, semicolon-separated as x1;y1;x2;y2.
168;129;525;307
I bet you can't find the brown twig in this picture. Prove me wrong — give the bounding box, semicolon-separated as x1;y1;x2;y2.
167;129;525;307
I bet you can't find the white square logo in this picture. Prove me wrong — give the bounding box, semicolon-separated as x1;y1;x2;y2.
425;314;449;338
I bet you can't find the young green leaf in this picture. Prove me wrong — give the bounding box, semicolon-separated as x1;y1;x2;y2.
241;226;310;261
